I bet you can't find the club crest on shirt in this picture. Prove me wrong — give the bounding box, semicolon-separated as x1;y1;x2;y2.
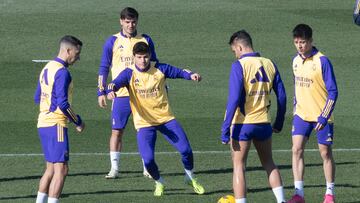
312;63;316;71
134;78;141;87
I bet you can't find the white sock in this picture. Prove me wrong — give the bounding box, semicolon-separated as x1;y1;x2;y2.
142;159;148;172
110;151;120;171
155;176;164;185
272;186;286;203
36;191;48;203
294;181;304;197
48;197;59;203
184;169;194;180
326;182;335;195
236;198;246;203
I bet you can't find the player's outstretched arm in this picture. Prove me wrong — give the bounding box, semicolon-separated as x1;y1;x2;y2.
106;68;133;100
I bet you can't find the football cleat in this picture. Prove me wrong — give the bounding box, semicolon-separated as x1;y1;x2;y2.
154;182;165;197
323;194;335;203
287;194;305;203
105;169;119;179
185;177;205;195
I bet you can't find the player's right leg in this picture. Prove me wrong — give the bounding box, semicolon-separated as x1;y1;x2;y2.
106;97;131;179
231;124;251;202
136;126;164;196
288;115;311;203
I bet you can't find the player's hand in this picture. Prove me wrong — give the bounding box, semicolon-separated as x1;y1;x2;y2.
107;91;116;100
314;122;324;131
272;127;280;133
98;95;107;108
76;122;85;133
221;134;230;145
191;73;202;82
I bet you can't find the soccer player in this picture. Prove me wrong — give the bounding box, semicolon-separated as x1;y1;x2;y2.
287;24;338;203
34;35;85;203
221;30;287;203
354;0;360;25
97;7;158;179
106;42;205;197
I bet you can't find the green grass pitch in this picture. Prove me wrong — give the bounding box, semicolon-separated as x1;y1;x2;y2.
0;0;360;202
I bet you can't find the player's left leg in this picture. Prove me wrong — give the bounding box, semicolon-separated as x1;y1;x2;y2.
253;137;285;203
317;123;335;203
158;119;204;195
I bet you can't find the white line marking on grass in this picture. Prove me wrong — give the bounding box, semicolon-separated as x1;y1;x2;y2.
0;148;359;157
32;60;51;63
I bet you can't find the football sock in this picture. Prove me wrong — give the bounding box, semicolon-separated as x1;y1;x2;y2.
110;151;120;171
325;182;335;195
235;198;246;203
155;176;164;185
294;181;304;197
142;159;147;172
184;169;194;180
35;191;48;203
272;186;286;203
48;197;59;203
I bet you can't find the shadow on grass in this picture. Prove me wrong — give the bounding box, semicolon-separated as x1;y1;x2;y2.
0;188;185;200
0;170;144;182
161;161;357;177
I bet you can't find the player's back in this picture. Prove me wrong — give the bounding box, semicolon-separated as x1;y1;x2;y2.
232;54;277;124
37;59;72;128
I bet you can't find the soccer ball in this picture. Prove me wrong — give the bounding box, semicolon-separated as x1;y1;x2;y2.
217;195;235;203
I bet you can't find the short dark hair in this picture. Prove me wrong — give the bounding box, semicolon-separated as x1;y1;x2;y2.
133;42;150;55
120;7;139;20
229;30;253;48
293;24;312;40
59;35;83;47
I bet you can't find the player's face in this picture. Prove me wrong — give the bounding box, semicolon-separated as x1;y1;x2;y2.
134;53;150;70
293;37;312;57
120;18;138;36
68;46;81;65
